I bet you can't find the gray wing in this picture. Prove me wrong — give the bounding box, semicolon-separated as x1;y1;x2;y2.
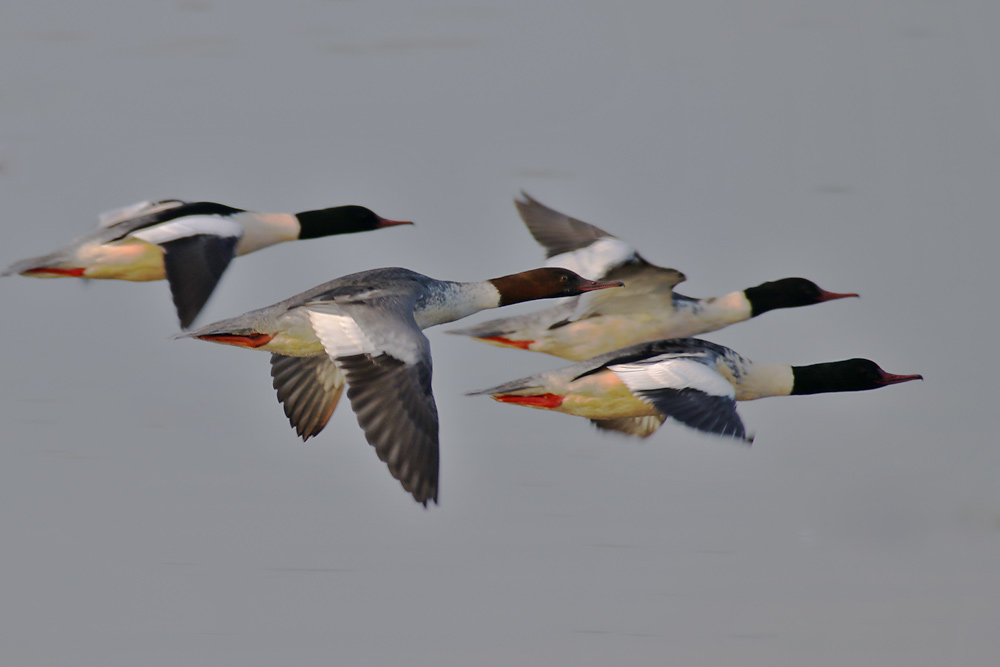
97;199;186;228
568;261;686;319
336;351;439;506
305;296;440;506
447;300;577;339
590;415;666;438
633;387;751;443
270;354;345;440
161;234;239;329
515;192;616;257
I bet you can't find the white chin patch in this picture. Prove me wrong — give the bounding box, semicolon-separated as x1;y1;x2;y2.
545;237;635;280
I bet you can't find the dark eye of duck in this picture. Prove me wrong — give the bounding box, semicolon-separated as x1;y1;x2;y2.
559;274;569;284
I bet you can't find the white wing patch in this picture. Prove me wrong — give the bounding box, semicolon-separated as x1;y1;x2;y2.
611;355;735;399
130;216;242;244
97;200;185;228
307;309;379;360
545;237;636;280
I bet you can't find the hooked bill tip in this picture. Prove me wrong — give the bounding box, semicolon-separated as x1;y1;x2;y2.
377;216;414;228
819;289;860;302
581;279;625;292
881;371;923;385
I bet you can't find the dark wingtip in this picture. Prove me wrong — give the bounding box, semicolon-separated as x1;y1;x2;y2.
415;490;438;508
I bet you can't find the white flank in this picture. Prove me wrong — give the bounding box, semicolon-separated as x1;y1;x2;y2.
130;216;243;244
545;237;635;280
307;309;378;360
97;200;185;228
611;354;735;399
729;363;795;401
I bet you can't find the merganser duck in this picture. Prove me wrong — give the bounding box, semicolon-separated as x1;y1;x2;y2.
179;266;623;506
470;338;922;440
448;193;858;360
1;199;412;328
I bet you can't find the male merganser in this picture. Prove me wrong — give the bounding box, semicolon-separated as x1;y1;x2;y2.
180;266;623;506
2;199;412;328
449;193;858;360
470;338;922;440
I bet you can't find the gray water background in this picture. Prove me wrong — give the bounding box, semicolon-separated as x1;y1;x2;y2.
1;2;997;665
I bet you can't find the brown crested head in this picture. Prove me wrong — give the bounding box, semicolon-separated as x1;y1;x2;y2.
791;359;923;396
489;267;624;306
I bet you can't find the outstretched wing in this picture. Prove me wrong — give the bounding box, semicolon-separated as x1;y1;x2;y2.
270;354;345;440
515;193;658;282
337;352;439;506
306;300;440;506
131;215;243;328
610;354;751;442
515;192;618;257
160;234;239;329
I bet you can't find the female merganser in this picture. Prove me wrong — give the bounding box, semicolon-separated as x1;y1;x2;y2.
470;338;922;440
1;199;412;328
180;266;623;506
449;193;858;360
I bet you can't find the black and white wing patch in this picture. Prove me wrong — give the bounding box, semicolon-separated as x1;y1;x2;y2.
130;214;243;328
515;194;636;281
515;192;617;257
610;355;751;443
160;234;239;329
270;354;345;440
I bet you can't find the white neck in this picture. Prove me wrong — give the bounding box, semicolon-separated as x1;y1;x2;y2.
726;362;794;401
674;290;753;335
414;281;501;329
233;212;300;255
